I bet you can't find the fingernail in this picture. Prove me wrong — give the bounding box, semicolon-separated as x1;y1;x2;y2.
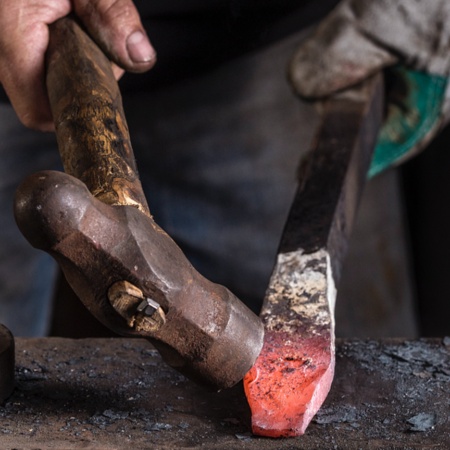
126;31;154;63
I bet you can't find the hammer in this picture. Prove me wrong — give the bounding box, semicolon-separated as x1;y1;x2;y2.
14;16;264;389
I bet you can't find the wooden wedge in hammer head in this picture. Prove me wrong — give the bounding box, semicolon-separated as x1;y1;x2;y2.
244;74;384;437
13;16;264;390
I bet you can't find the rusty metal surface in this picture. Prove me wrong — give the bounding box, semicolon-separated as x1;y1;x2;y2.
0;337;448;449
14;15;264;390
0;325;14;404
14;171;264;389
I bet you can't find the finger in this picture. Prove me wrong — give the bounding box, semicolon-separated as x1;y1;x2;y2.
74;0;156;73
0;1;71;130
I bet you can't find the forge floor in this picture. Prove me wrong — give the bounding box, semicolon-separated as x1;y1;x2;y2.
0;338;448;449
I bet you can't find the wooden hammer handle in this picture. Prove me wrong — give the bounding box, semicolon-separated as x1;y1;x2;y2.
46;16;150;217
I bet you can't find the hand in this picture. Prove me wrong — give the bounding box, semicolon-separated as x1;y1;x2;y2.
0;0;156;131
289;0;450;98
288;0;450;176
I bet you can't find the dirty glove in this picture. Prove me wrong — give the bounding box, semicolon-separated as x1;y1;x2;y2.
289;0;450;176
0;0;156;131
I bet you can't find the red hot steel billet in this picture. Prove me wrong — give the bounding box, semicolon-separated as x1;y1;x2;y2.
244;74;384;437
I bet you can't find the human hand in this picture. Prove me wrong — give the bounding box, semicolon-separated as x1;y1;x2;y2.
0;0;156;131
289;0;450;98
288;0;450;175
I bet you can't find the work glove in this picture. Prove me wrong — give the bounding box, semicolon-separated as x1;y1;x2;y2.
0;0;156;131
289;0;450;177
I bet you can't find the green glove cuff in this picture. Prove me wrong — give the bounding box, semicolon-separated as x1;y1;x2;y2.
369;67;447;178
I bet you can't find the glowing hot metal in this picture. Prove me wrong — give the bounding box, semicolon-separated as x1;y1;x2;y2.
245;74;383;437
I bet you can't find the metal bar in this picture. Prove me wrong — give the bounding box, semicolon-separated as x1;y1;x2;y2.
244;74;384;437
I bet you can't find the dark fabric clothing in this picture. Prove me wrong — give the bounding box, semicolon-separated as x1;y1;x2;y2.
0;0;338;102
0;1;420;339
0;0;338;335
134;0;331;19
121;0;339;92
0;0;339;102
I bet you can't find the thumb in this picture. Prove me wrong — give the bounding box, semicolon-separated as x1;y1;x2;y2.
73;0;156;73
289;2;396;99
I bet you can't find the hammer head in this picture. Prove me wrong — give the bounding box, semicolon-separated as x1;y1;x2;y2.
14;170;264;389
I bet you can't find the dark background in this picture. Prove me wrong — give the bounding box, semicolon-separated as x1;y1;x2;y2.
401;123;450;336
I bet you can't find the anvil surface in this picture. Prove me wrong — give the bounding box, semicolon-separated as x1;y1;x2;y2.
0;338;448;449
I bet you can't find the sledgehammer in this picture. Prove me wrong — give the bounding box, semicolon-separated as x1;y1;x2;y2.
14;16;263;389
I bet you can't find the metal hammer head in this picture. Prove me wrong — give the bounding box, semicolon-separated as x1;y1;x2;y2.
14;170;264;389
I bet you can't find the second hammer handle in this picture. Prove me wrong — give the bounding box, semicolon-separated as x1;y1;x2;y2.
46;16;150;216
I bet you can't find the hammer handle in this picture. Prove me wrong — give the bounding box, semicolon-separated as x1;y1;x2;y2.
46;16;150;216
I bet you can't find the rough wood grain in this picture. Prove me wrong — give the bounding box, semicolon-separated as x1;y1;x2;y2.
0;337;448;449
46;17;150;216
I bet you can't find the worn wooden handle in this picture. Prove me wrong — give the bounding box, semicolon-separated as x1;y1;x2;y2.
46;16;150;216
